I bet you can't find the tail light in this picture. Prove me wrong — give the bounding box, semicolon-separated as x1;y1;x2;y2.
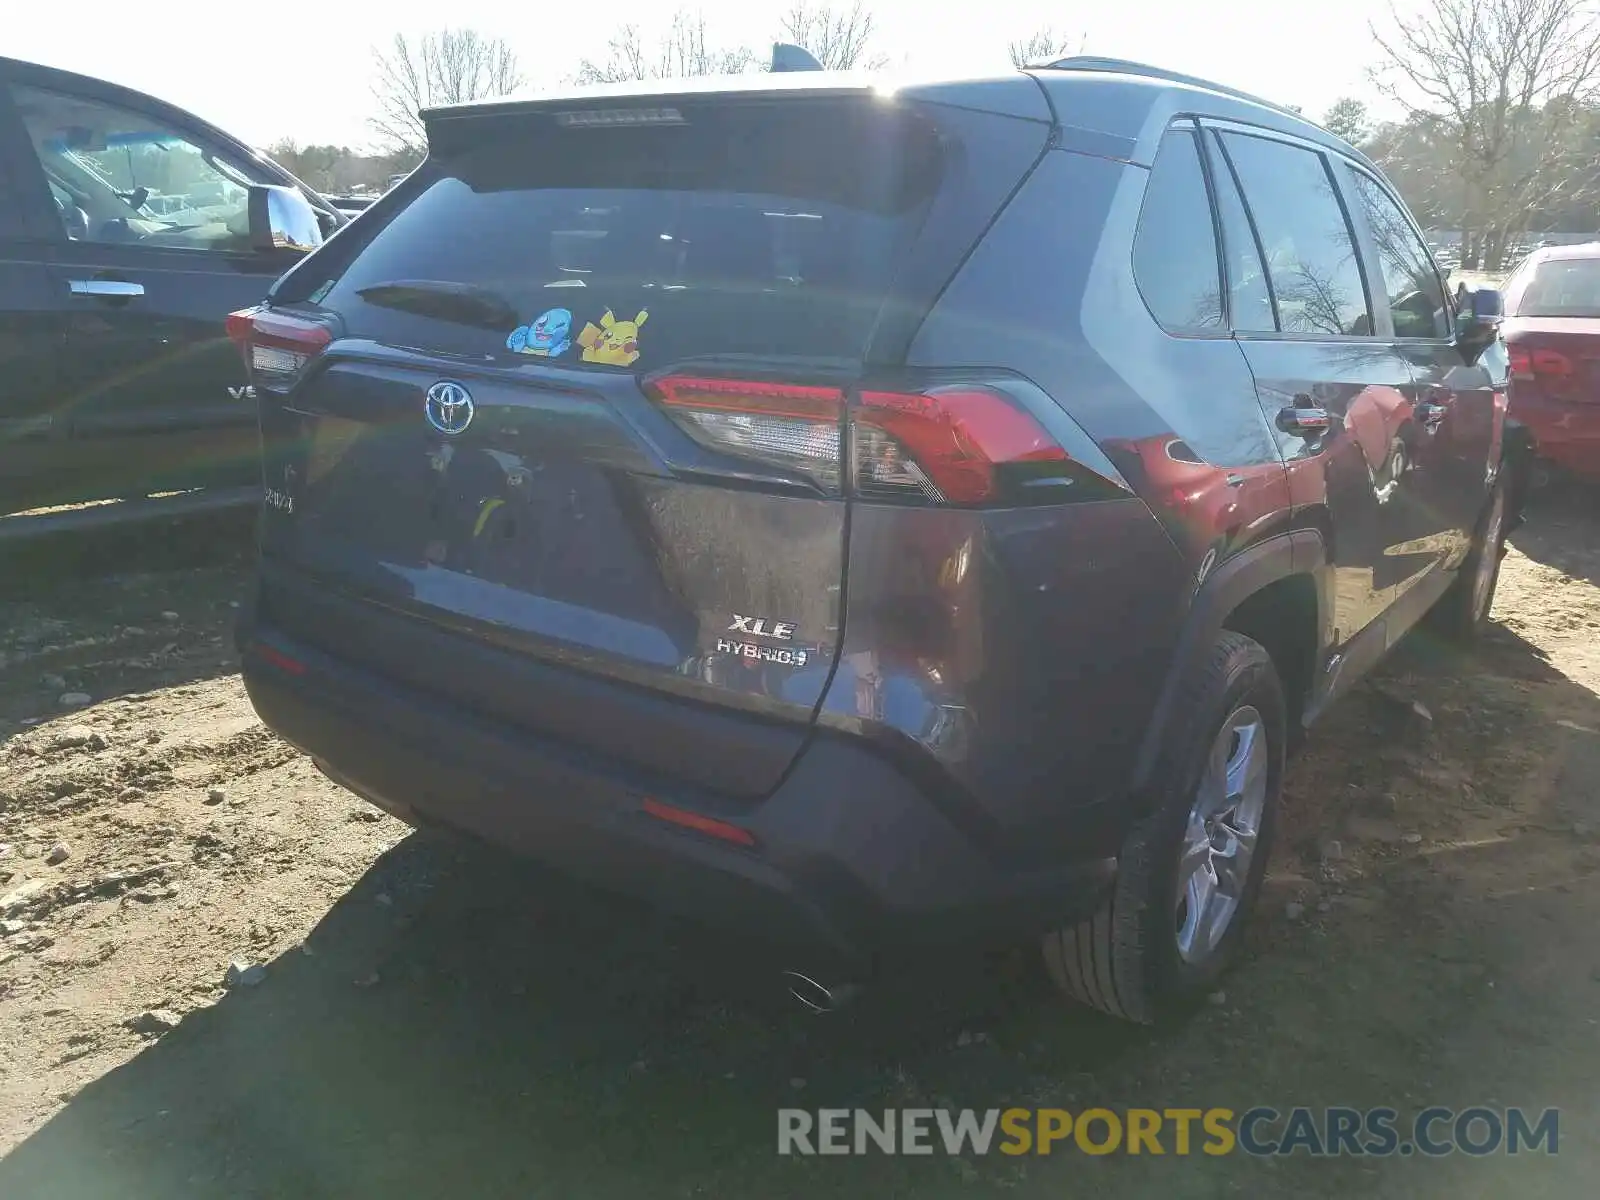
226;306;332;391
647;374;1081;506
649;375;845;491
1508;344;1574;383
855;387;1070;504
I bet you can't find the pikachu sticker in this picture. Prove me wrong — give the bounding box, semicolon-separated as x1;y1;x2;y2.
578;309;648;367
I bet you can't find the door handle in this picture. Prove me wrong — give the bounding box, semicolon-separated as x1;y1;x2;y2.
1417;400;1448;431
68;279;144;299
1276;404;1332;438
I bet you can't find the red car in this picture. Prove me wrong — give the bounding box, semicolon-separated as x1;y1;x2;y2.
1503;244;1600;481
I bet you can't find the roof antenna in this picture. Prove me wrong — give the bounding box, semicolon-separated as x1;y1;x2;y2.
771;43;824;72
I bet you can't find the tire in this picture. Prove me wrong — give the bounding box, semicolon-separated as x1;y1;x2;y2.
1428;477;1508;645
1042;631;1285;1024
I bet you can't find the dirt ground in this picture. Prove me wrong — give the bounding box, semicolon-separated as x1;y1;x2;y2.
0;487;1597;1199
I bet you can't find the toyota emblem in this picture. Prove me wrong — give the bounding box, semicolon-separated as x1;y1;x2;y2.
425;380;475;435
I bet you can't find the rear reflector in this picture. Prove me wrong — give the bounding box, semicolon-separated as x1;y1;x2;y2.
641;797;757;847
226;306;332;389
251;643;307;676
647;374;1078;505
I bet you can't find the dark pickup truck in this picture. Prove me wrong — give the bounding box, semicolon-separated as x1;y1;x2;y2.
0;56;344;536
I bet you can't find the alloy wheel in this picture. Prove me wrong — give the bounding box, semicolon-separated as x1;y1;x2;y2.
1175;705;1268;965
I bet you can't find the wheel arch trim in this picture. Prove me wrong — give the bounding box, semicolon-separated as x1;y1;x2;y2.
1129;531;1329;802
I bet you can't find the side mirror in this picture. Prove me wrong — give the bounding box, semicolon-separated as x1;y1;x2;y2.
247;184;323;255
1454;286;1504;363
1468;287;1505;323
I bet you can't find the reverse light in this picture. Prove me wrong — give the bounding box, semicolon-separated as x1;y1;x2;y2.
649;375;845;492
226;306;332;389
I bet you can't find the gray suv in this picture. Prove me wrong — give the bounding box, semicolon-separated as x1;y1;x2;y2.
230;57;1516;1021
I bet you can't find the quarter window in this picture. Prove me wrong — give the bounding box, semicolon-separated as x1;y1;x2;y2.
1133;128;1224;333
1348;171;1450;339
1219;132;1373;337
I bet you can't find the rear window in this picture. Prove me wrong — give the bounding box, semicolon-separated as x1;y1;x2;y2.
1511;257;1600;318
310;100;944;370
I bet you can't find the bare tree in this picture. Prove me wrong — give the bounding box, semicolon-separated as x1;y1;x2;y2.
264;140;421;194
779;2;887;69
576;26;649;84
370;29;525;154
575;10;756;83
1007;26;1084;69
1370;0;1600;269
1322;97;1373;145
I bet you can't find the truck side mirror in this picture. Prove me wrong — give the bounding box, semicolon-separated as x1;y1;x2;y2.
247;184;323;255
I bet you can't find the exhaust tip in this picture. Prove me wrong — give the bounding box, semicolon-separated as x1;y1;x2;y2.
782;970;860;1013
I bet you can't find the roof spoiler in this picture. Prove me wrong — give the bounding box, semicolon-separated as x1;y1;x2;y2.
771;43;823;72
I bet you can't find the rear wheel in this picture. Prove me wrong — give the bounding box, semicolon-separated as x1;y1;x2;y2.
1043;632;1285;1023
1429;478;1508;645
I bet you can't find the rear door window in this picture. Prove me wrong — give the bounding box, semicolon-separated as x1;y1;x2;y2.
1204;130;1277;333
313;101;944;371
1218;131;1373;338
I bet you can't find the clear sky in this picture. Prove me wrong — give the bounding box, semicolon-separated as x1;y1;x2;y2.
5;0;1397;151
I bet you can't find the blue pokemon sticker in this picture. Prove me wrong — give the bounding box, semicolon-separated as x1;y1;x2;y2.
507;307;572;358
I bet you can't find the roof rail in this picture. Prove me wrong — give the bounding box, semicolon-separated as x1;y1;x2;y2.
1035;56;1309;126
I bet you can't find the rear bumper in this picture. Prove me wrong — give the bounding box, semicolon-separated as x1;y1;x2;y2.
1511;394;1600;478
239;623;1118;971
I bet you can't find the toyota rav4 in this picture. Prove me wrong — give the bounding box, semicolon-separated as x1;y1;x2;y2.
229;57;1517;1022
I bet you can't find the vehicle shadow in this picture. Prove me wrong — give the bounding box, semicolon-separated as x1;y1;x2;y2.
0;827;1140;1198
0;510;256;599
1510;476;1600;587
0;599;1596;1197
0;512;253;746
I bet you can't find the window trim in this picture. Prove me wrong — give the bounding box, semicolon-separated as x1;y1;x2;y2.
7;79;275;261
1203;127;1280;334
1198;118;1381;345
1130;120;1230;339
0;74;66;244
1336;158;1456;345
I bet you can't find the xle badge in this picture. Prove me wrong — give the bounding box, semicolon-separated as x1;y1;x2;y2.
718;614;808;667
728;615;796;641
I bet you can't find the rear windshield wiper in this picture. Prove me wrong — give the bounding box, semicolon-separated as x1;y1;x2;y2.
354;280;519;331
